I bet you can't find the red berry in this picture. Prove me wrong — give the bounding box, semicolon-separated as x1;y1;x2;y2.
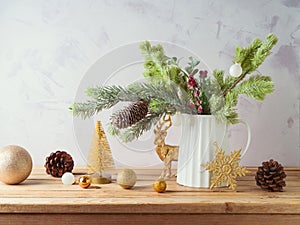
197;106;203;113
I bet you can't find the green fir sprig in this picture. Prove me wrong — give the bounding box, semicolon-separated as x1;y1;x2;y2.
209;34;277;123
70;85;137;119
223;33;277;96
108;113;161;142
140;41;187;91
71;34;277;141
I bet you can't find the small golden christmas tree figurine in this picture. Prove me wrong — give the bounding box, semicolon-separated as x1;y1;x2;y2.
87;120;114;184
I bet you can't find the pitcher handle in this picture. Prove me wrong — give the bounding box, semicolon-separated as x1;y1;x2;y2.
238;119;251;158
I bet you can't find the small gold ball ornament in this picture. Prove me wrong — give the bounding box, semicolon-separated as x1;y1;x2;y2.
153;180;167;193
0;145;33;185
79;175;91;188
117;169;137;189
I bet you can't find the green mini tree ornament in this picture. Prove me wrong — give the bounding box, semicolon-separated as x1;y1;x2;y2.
71;34;277;142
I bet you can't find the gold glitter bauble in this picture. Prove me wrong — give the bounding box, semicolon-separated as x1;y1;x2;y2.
117;169;137;189
153;180;167;193
0;145;33;185
79;175;91;188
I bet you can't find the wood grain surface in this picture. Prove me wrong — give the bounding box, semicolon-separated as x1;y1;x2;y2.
0;167;299;225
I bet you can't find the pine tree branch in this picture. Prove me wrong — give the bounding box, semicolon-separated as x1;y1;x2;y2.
222;34;278;98
126;80;195;114
212;69;225;91
223;74;246;97
73;34;278;134
234;75;274;100
71;79;195;120
70;101;99;119
252;34;278;69
140;41;188;92
108;112;161;142
140;41;168;79
71;85;142;119
119;113;161;142
234;38;262;74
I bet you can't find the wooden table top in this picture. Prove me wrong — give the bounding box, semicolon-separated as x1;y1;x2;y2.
0;167;299;225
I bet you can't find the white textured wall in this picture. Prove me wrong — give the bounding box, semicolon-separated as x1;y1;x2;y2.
0;0;299;167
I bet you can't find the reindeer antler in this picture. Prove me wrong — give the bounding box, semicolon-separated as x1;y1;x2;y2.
162;113;172;131
154;113;172;133
154;113;173;145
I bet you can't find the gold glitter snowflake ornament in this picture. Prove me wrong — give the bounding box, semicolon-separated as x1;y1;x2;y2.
205;143;250;191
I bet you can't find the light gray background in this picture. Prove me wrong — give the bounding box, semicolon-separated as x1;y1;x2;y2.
0;0;299;167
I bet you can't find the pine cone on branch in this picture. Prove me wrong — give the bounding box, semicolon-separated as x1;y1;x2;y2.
44;151;74;177
112;100;148;129
255;159;286;192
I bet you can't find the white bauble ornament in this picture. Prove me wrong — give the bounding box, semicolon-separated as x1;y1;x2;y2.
0;145;32;184
61;172;76;185
229;63;242;77
117;169;137;189
172;113;181;126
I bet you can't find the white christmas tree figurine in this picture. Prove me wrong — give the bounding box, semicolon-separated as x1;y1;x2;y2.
87;120;114;184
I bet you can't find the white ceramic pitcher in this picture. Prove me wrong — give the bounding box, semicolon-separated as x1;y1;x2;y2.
176;114;251;188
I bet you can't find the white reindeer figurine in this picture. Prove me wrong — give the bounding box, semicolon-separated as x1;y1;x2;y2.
154;114;179;179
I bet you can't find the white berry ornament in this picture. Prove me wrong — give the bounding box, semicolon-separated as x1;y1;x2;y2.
61;172;76;185
229;63;243;77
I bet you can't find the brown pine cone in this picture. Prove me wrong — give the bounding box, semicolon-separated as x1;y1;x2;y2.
112;100;148;129
44;151;74;177
255;159;286;192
